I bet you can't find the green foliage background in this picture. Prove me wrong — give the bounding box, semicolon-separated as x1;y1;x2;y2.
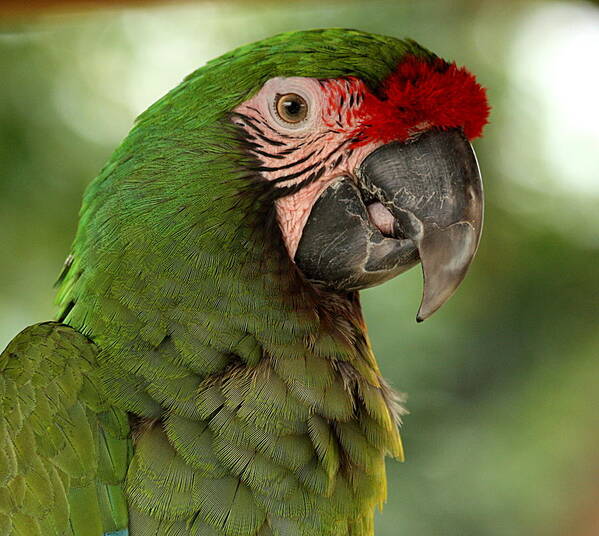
1;1;598;534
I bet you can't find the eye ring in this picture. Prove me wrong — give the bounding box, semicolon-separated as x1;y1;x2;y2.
275;93;309;124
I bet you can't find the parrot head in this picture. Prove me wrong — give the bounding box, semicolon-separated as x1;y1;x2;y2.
228;30;489;320
58;29;489;331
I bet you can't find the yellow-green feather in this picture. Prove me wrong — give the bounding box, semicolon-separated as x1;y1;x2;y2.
0;322;131;535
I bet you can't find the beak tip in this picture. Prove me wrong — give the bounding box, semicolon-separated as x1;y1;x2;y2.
415;303;436;323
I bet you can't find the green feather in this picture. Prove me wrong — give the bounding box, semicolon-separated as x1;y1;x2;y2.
0;323;130;534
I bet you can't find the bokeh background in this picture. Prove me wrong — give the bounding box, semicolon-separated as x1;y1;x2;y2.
1;1;598;534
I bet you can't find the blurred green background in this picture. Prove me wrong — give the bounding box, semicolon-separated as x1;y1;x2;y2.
1;1;598;534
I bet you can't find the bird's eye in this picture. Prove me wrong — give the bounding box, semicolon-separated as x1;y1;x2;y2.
275;93;308;124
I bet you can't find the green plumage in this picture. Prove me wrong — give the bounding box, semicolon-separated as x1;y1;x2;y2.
1;29;433;534
0;323;131;534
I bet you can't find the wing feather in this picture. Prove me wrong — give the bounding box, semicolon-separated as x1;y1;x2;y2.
0;322;131;535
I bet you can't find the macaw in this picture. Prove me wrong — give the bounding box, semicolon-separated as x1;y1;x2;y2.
0;29;489;536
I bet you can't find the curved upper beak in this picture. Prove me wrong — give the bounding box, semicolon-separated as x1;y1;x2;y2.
357;128;484;321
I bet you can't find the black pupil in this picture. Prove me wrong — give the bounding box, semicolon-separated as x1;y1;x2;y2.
284;98;302;116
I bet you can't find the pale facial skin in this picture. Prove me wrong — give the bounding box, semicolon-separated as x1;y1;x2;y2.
233;76;392;258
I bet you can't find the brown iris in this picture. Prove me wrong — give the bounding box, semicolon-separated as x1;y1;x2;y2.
275;93;308;124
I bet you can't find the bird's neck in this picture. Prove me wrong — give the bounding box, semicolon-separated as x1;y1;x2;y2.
56;194;385;411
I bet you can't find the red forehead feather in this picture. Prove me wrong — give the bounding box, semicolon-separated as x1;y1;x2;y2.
353;55;490;145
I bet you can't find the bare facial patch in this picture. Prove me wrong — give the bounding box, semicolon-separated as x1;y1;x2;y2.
232;77;380;257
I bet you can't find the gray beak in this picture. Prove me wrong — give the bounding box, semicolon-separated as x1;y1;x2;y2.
358;128;484;321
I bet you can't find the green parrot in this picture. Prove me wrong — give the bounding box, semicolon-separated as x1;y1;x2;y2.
0;29;489;536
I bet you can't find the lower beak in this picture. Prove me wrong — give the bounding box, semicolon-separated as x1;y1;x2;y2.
358;128;484;321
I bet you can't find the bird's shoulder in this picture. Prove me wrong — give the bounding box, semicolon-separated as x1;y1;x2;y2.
0;321;131;535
